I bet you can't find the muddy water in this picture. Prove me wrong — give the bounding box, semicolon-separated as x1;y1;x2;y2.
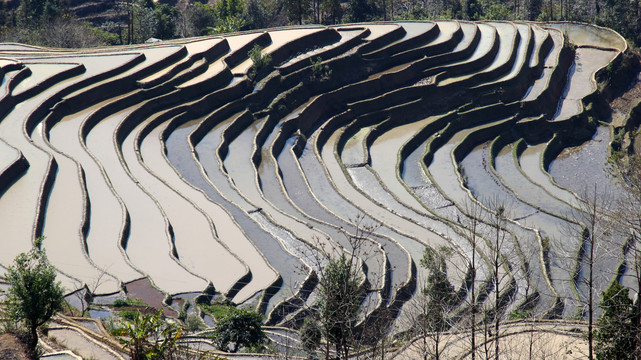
462;143;534;217
552;48;618;121
442;21;475;52
139;38;223;85
128;116;247;294
11;63;79;97
478;23;530;86
495;144;573;218
430;130;563;312
548;126;621;197
468;22;517;80
85;104;208;294
365;22;435;55
434;23;496;85
522;68;554;102
341;127;370;165
142;120;277;304
48;328;124;360
124;278;178;316
401;142;430;188
221;117;334;257
547;127;627;309
32;123;121;293
279;28;363;68
49;96;143;288
280;138;429;290
20;53;138;71
64;46;184;99
440;22;516;85
178;60;226;88
232;28;324;75
369;117;437;212
529;25;549;68
218;117;362;283
320;129;466;281
0;139;19;172
0;69;20;99
547;23;626;51
168;120;306;312
0;98;67;271
518;142;579;206
257;133;403;301
340;24;400;42
413;149;528;308
427;134;468;204
223;117;265;197
493;141;605;309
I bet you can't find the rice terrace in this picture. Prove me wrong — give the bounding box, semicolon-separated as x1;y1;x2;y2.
0;18;640;359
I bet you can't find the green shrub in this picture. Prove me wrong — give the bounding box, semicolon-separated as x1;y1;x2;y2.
211;307;265;353
120;310;140;322
248;44;271;81
112;298;146;308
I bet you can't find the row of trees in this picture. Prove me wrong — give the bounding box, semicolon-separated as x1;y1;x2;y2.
2;0;641;47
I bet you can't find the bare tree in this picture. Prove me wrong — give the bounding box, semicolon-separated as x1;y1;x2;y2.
298;214;382;360
461;201;484;360
563;184;618;360
487;200;510;360
608;153;641;357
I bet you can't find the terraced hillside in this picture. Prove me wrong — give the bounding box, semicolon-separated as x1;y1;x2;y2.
0;21;632;335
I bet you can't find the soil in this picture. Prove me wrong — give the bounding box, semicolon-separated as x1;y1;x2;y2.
609;70;641;127
0;333;32;360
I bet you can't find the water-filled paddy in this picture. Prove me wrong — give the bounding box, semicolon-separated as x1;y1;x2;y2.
0;21;630;334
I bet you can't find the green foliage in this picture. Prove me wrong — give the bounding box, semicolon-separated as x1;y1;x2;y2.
248;44;271;81
479;2;511;20
118;309;183;360
310;57;332;82
420;246;457;332
283;0;309;25
321;0;342;24
16;0;60;28
120;310;140;322
200;300;236;320
210;16;249;34
154;4;177;39
508;309;532;320
185;314;205;332
5;237;64;353
112;298;147;308
317;254;363;359
346;0;372;23
299;316;322;355
594;282;638;360
211;308;266;353
180;2;217;37
101;315;126;336
215;0;245;19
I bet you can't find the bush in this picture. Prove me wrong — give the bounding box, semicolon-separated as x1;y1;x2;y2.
4;237;64;354
211;307;266;353
118;309;183;360
594;282;638;360
248;44;271;81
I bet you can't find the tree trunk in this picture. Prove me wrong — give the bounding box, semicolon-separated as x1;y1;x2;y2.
588;188;597;360
29;324;38;354
494;221;501;360
471;229;476;360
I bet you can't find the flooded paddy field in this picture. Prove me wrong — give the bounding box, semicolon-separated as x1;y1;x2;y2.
0;21;633;346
